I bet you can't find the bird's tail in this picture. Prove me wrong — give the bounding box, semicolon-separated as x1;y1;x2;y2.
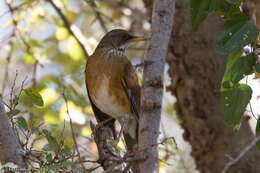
123;117;138;151
123;117;140;173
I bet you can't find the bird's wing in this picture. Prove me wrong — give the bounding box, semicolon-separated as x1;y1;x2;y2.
85;83;116;137
121;61;141;120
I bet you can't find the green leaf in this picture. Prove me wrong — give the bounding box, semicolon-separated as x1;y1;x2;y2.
42;129;59;153
190;0;236;31
61;160;73;168
255;63;260;73
51;14;63;26
256;118;260;150
24;0;35;3
256;141;260;151
29;39;42;47
46;153;53;162
211;0;235;13
16;116;28;131
190;0;214;32
12;95;19;106
233;123;241;131
256;117;260;133
24;88;44;106
221;84;252;127
58;148;71;159
215;11;258;54
222;51;256;86
7;109;20;117
42;144;52;152
24;52;37;65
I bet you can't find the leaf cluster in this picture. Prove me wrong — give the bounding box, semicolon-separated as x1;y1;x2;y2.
190;0;260;133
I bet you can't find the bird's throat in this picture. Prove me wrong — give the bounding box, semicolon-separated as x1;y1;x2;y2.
107;48;125;56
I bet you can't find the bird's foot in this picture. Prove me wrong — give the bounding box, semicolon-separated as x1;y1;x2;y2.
96;118;114;129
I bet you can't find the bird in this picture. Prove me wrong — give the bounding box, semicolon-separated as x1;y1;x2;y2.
85;29;144;151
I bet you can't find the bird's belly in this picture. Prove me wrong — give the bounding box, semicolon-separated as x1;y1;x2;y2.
93;78;129;119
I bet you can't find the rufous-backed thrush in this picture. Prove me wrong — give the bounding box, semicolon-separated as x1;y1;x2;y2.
85;29;145;150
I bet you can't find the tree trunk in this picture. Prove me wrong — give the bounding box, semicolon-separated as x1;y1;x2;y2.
0;97;28;172
138;0;175;173
165;0;260;172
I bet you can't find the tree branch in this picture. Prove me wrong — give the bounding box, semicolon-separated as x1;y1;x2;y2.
84;0;108;33
221;135;260;173
0;96;28;172
47;0;91;58
138;0;175;172
62;89;86;172
89;121;118;171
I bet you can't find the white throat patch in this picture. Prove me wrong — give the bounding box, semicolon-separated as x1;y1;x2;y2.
107;44;128;56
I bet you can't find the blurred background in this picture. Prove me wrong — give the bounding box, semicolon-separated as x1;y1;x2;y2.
0;0;198;172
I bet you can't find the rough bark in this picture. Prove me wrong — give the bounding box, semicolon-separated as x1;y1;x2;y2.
138;0;175;173
90;122;118;172
165;0;260;172
0;97;28;172
242;0;260;30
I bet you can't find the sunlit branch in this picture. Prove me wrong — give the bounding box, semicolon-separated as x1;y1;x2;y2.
47;0;91;58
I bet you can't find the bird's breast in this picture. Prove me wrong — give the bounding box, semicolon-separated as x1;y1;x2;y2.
92;75;131;119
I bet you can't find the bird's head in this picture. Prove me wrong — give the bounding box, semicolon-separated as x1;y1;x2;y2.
96;29;145;55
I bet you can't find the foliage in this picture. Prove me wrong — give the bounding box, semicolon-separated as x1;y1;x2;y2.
24;88;44;106
0;0;181;172
190;0;259;133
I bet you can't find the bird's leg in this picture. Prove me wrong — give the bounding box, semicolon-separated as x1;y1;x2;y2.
115;116;128;145
96;118;114;129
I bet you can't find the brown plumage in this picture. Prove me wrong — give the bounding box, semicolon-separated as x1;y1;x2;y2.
85;29;144;150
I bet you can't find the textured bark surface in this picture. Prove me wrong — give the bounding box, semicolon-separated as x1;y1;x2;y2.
242;0;260;30
165;0;260;172
138;0;175;173
90;122;115;171
0;97;28;172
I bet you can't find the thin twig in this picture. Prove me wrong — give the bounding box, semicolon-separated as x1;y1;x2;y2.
85;0;108;32
122;163;131;173
1;42;13;95
32;61;38;88
161;122;171;161
1;1;17;44
87;165;101;172
137;136;177;154
47;0;90;58
0;2;29;19
104;162;120;173
246;76;257;120
62;88;86;172
221;135;260;173
115;117;127;145
9;70;18;108
103;151;146;173
75;159;98;164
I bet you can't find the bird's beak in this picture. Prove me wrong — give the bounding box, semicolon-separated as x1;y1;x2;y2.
129;36;146;42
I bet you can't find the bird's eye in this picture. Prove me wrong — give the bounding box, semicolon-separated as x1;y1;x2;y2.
122;34;130;42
